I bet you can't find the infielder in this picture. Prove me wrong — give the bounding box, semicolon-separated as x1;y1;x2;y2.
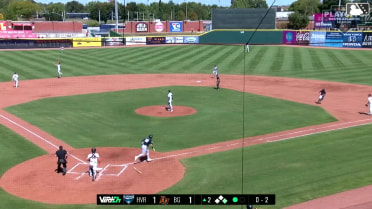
212;65;218;78
11;72;19;88
316;89;326;104
366;93;372;115
167;90;173;112
87;148;100;181
55;60;62;78
134;135;155;162
216;75;220;90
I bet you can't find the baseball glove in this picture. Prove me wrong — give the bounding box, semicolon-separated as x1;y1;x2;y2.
366;104;369;107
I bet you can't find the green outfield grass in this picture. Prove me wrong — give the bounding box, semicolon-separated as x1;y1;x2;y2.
5;86;335;151
1;45;372;85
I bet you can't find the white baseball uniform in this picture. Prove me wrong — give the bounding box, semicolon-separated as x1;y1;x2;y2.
168;91;173;112
368;95;372;115
212;66;218;77
56;62;62;78
87;152;100;179
12;73;19;88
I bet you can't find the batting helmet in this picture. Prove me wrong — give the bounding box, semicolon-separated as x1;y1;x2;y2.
148;135;153;139
91;147;96;153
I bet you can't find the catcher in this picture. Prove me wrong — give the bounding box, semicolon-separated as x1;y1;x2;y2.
134;135;155;162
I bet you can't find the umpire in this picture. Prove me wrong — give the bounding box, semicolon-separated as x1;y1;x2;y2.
55;145;68;175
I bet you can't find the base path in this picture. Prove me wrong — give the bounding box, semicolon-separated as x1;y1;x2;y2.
0;74;372;206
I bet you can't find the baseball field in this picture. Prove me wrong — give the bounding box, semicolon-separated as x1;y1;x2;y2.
0;45;372;209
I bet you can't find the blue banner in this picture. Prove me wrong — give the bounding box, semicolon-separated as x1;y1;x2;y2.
325;32;343;47
342;32;362;48
183;36;199;44
362;32;372;48
310;31;326;46
170;22;183;32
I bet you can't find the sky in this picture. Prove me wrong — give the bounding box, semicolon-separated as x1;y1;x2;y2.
34;0;295;7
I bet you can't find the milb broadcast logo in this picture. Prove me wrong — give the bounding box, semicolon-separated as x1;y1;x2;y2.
97;195;123;205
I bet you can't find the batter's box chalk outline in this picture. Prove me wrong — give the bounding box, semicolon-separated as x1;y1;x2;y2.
69;163;128;181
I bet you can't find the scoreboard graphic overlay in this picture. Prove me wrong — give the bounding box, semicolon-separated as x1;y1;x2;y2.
97;194;275;205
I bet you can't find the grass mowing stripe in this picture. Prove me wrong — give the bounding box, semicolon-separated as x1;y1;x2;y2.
158;45;208;73
324;49;345;68
13;51;52;77
292;47;303;71
308;48;325;70
270;46;284;73
247;46;269;73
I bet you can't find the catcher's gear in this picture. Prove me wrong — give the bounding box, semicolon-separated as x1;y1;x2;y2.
91;147;96;153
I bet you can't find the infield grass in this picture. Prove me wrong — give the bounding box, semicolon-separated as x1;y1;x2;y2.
1;45;372;85
5;86;335;151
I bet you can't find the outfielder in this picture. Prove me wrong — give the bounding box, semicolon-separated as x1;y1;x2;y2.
134;135;155;162
167;90;173;112
11;72;19;88
366;93;372;115
87;148;100;181
55;60;62;78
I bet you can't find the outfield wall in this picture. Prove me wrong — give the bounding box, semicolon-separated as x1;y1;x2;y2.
1;30;372;49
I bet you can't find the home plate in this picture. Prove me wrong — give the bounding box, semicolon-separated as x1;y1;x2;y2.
195;80;202;83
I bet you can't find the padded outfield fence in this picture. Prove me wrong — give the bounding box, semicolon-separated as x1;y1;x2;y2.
1;29;372;49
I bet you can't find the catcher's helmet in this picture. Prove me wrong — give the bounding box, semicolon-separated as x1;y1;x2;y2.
91;147;96;153
148;135;153;139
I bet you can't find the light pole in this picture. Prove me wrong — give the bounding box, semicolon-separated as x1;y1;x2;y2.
185;0;188;20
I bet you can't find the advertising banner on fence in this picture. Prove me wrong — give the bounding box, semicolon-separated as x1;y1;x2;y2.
342;32;362;48
72;37;101;47
183;36;199;44
282;31;296;44
166;36;184;44
310;31;326;46
296;31;310;45
102;38;125;46
362;32;372;48
146;37;166;45
325;32;343;47
126;36;146;45
314;14;332;28
170;22;183;32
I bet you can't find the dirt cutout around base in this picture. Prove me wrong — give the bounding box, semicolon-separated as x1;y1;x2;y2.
135;105;197;117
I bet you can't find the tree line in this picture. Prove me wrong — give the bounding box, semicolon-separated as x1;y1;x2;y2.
0;0;268;23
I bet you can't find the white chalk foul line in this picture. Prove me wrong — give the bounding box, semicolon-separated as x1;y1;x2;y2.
0;114;85;163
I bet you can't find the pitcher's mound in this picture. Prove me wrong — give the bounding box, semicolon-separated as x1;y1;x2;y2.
135;105;197;117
